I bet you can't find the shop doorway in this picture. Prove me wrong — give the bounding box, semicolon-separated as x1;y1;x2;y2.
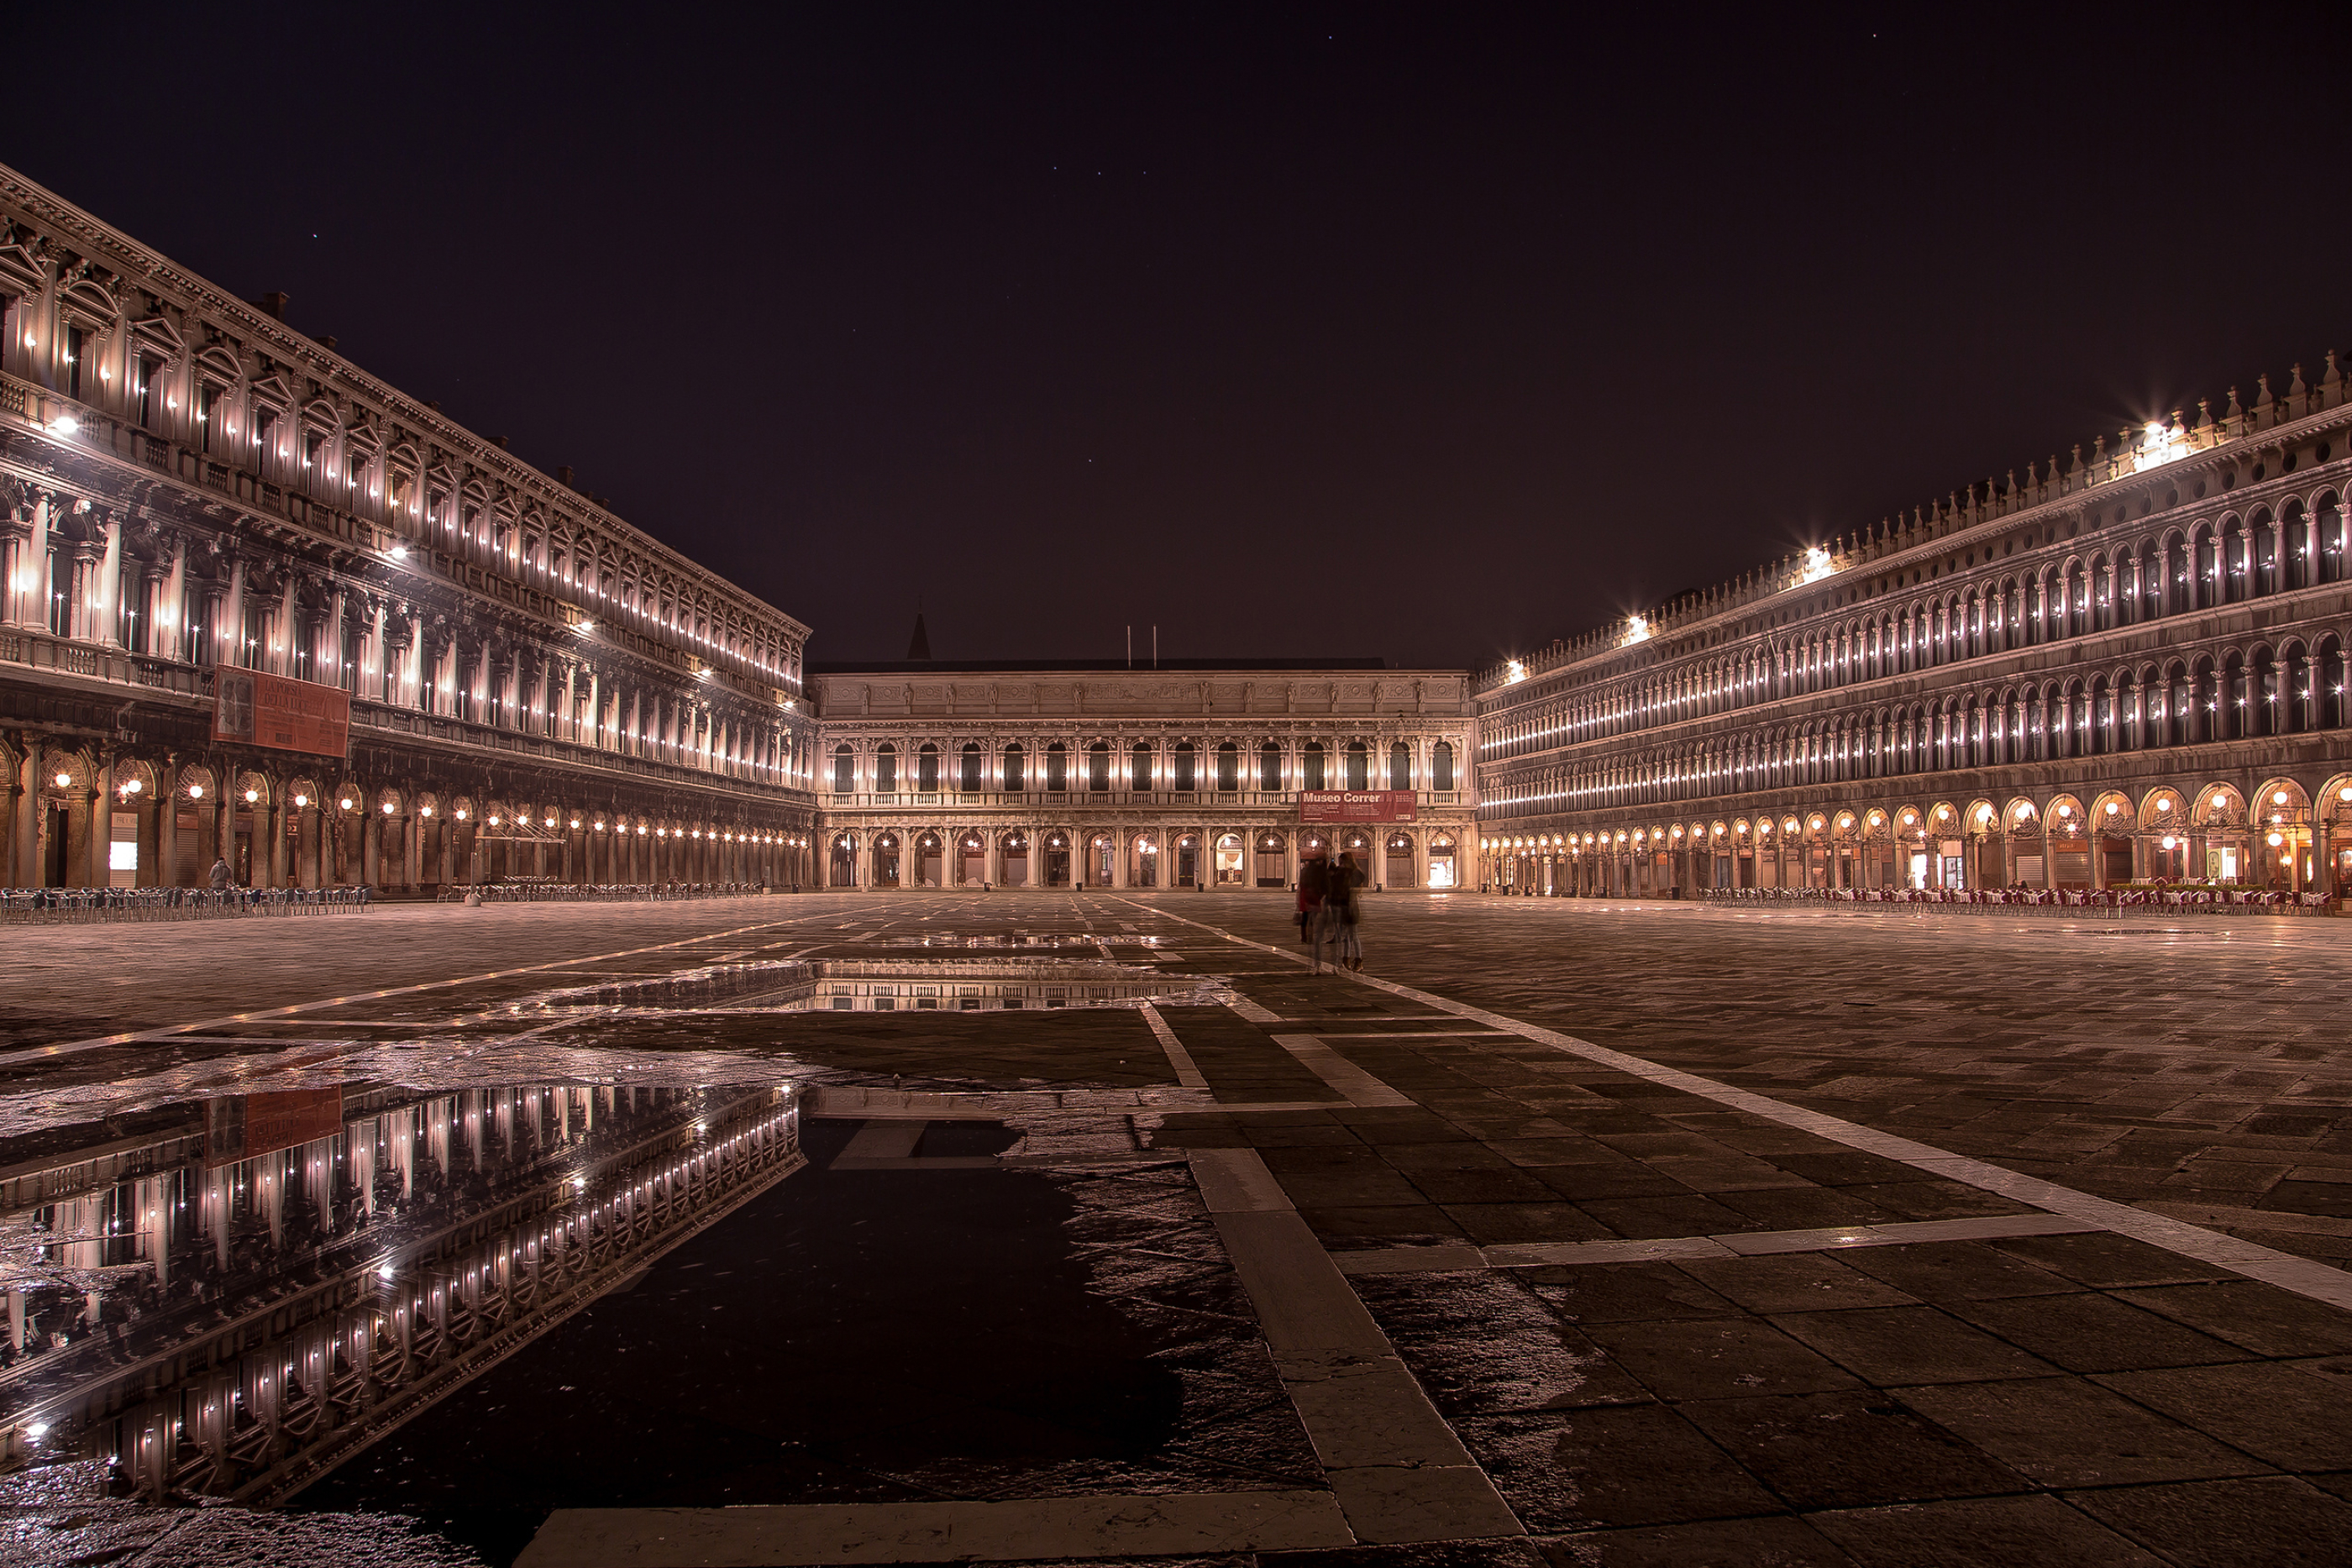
1253;831;1288;887
1384;832;1414;889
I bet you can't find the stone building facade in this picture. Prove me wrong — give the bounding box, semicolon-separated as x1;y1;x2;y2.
811;661;1475;892
0;161;822;892
1473;369;2352;898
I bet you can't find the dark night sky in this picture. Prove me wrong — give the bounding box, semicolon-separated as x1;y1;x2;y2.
12;8;2350;670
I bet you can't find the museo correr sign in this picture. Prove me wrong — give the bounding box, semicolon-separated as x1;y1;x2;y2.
1299;790;1418;824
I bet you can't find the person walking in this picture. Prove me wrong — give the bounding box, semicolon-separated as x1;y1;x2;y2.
1297;851;1329;963
1331;850;1367;973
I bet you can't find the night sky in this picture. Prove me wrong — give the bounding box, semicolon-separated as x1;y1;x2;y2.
12;8;2350;671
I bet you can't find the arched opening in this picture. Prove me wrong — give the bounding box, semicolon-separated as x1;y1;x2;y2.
917;742;939;793
829;831;857;888
1216;741;1238;792
1087;831;1116;887
1302;741;1326;790
1173;740;1196;792
1214;831;1247;886
1426;834;1457;889
1046;741;1068;792
1344;740;1369;790
1253;829;1289;888
1000;829;1029;887
873;832;900;889
832;744;853;794
1129;741;1152;792
1088;740;1110;792
1174;831;1200;887
915;831;944;888
1258;739;1282;791
1384;830;1415;889
1431;741;1454;791
957;829;986;886
1002;742;1025;793
874;743;897;794
1041;828;1071;887
1389;741;1411;791
1130;830;1160;888
958;742;983;792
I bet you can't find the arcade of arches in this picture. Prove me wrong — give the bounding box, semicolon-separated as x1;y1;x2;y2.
1482;776;2352;898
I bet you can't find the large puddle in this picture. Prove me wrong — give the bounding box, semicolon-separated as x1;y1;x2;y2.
0;1045;1303;1564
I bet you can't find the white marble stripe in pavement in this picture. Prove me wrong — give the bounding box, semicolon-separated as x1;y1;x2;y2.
1188;1146;1523;1545
1127;898;2352;1315
1140;1004;1211;1088
1336;1213;2101;1275
1270;1035;1414;1107
515;1489;1352;1566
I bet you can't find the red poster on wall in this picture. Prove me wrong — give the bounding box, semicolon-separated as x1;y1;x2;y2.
1299;790;1418;823
213;669;352;758
204;1088;348;1167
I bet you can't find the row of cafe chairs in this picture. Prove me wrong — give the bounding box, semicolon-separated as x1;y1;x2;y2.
435;881;773;904
0;885;372;923
1702;885;2335;915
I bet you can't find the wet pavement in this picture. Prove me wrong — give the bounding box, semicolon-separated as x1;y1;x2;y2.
4;890;2352;1565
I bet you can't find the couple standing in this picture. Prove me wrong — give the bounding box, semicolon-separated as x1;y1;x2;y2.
1296;850;1365;973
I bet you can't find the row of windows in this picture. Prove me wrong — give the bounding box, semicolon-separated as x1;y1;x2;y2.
1483;634;2350;819
6;287;805;690
1483;491;2349;761
832;738;1457;795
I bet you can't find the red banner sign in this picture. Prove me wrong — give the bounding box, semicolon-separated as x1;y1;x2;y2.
1299;790;1418;823
214;669;352;758
205;1088;348;1167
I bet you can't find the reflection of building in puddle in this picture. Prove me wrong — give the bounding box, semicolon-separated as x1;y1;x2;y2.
876;933;1163;949
0;1080;802;1504
518;957;1225;1016
809;961;1210;1010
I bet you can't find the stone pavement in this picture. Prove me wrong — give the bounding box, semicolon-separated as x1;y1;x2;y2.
13;889;2352;1565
